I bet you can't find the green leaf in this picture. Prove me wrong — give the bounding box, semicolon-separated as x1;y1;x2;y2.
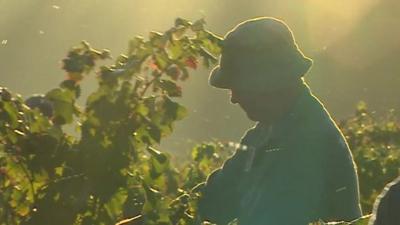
46;88;75;124
175;18;191;28
172;26;187;39
191;144;216;162
158;79;182;97
2;101;19;128
128;36;145;55
164;97;187;121
60;80;81;98
147;146;168;165
135;102;150;117
165;66;181;81
149;32;167;49
179;67;189;81
197;30;222;56
105;188;128;221
1;87;12;101
86;87;108;106
153;51;170;71
147;124;161;143
356;101;367;113
141;182;161;213
199;47;218;68
167;42;184;60
191;18;206;32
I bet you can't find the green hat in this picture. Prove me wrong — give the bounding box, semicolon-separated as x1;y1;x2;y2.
209;17;313;91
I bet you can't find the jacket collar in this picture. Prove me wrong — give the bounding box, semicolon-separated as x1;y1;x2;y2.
256;83;313;143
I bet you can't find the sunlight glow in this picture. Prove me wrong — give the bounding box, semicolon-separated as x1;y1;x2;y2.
304;0;380;48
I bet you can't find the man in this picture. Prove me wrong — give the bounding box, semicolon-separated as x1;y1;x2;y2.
369;176;400;225
197;17;362;225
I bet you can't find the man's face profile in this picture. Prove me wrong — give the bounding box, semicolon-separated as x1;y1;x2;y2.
229;88;277;122
229;81;303;124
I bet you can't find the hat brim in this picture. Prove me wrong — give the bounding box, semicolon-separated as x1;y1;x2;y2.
209;57;312;91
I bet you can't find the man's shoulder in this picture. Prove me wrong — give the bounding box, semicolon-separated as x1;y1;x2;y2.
284;93;350;157
298;93;344;139
382;176;400;199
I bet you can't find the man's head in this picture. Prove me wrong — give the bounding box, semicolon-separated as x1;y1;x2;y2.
229;80;304;123
209;17;312;122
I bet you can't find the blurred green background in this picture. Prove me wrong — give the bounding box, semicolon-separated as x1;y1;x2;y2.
1;0;400;153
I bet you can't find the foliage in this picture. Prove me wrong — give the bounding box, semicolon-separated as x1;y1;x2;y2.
339;102;400;213
0;18;222;225
0;17;398;225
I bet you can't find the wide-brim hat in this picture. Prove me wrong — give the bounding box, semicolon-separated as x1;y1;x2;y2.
209;17;313;91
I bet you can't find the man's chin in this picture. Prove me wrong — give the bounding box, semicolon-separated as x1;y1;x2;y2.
245;112;261;122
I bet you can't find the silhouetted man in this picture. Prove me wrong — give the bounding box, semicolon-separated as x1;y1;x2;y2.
197;17;362;225
369;176;400;225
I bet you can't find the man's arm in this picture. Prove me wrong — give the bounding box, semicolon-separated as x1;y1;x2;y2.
197;149;247;225
321;134;362;221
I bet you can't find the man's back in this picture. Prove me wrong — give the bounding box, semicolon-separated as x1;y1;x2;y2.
198;85;362;225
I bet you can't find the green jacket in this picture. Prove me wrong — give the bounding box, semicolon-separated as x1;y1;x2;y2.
198;86;362;225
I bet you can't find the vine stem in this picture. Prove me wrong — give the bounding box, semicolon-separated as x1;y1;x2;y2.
115;214;143;225
15;156;38;204
139;75;160;98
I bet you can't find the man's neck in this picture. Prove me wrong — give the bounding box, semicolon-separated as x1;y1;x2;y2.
258;81;306;126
